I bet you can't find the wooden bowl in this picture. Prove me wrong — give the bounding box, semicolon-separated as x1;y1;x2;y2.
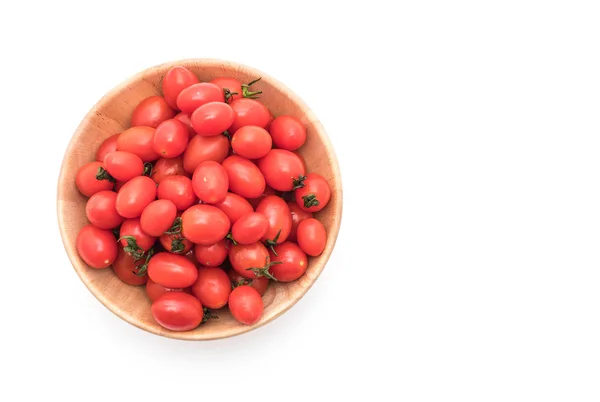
57;59;342;340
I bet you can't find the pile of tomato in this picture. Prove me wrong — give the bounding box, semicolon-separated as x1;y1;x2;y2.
74;66;332;331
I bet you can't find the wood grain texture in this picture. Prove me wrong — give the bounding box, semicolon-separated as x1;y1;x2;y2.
57;59;342;340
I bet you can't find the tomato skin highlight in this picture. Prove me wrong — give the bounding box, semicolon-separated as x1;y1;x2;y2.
131;96;175;128
103;151;144;182
157;175;196;211
151;292;204;332
231;126;272;159
194;240;228;267
112;248;148;286
192;267;231;309
213;192;254;224
257;149;305;192
96;134;120;162
229;242;270;279
117;126;160;162
228;286;263;325
192;161;229;204
268;115;306;151
86;190;123;230
297;218;327;256
140;199;177;237
151;156;188;184
256;195;292;244
183;134;230;174
231;212;269;245
162;66;200;109
173;112;196;138
176;83;225;115
119;218;156;251
116;176;157;218
222;155;266;199
269;242;308;282
228;271;269;296
294;173;331;212
76;224;118;269
287;201;313;242
182;204;231;245
191;102;235;136
148;252;199;289
76;161;114;197
229;98;271;133
146;278;190;302
152;119;189;158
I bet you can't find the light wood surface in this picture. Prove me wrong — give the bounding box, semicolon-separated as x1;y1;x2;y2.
56;59;343;340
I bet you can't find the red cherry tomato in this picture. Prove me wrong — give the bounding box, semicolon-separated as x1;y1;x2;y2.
112;248;148;286
210;77;243;102
95;134;120;162
191;102;235;136
131;96;175;128
192;267;231;309
222;155;266;199
213;192;254;224
297;218;327;256
194;240;228;267
76;224;118;269
117;126;160;162
148;252;198;288
229;98;271;133
182;204;230;245
229;242;271;279
256;195;292;246
103;151;144;182
151;292;203;331
119;218;156;251
146;278;190;302
183;134;230;174
176;83;224;115
140;199;177;237
159;232;193;255
76;161;114;197
228;271;269;296
269;242;307;282
231;126;272;159
162;66;200;109
152;119;189;158
257;149;305;191
115;176;157;218
173;112;196;138
151;156;188;184
294;173;331;212
157;175;196;211
191;161;229;204
288;201;313;242
231;212;269;245
85;190;123;229
269;115;306;151
228;286;263;325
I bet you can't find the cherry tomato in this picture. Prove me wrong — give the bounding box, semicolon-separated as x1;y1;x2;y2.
231;212;269;245
294;173;331;212
173;112;196;138
112;248;148;286
76;161;114;197
228;271;269;296
229;98;270;133
297;218;327;256
146;278;190;302
213;192;254;224
269;115;306;150
288;202;313;242
159;233;193;254
76;224;118;269
103;151;144;182
157;175;196;210
115;176;157;218
152;119;189;158
131;96;175;128
119;218;156;251
151;292;203;331
181;204;230;245
140;199;177;237
269;242;307;282
231;126;272;159
191;102;235;136
117;126;160;162
162;66;200;109
191;161;228;204
148;252;198;288
95;133;120;162
191;267;231;309
222;155;266;199
176;83;224;114
151;156;188;184
257;149;305;191
210;77;243;102
229;242;271;279
256;195;292;246
228;285;263;325
183;134;230;174
194;240;228;267
85;190;123;229
294;152;308;172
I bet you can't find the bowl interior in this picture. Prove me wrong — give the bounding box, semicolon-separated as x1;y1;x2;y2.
57;59;342;340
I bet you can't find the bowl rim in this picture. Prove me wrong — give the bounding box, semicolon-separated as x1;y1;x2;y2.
56;58;343;340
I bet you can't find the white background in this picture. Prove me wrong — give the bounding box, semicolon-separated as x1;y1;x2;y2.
1;1;600;400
